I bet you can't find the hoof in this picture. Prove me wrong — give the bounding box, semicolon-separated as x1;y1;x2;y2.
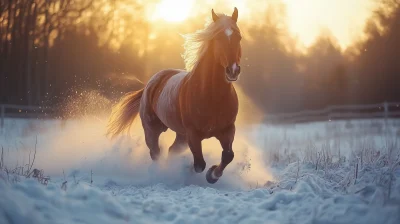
194;166;204;173
206;165;219;184
193;161;206;173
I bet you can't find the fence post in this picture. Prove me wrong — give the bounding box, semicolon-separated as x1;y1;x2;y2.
383;101;389;130
0;105;4;129
383;101;389;119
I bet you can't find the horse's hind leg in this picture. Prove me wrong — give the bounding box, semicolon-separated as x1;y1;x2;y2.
168;133;187;156
142;118;167;161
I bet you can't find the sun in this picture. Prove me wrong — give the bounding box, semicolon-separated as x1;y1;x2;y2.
152;0;194;22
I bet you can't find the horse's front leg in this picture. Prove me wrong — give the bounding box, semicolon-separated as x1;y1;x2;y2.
206;124;235;184
187;130;206;173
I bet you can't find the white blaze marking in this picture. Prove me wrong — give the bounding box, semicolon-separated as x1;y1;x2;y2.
225;28;233;38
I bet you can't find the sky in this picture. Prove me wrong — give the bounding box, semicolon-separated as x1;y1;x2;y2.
148;0;377;49
282;0;376;48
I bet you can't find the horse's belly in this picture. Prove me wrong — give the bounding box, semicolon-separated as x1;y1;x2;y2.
155;72;186;134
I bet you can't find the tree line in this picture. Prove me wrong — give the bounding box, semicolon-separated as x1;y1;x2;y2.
0;0;147;108
240;0;400;113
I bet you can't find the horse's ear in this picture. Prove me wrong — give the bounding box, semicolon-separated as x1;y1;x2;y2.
212;9;219;22
232;7;238;22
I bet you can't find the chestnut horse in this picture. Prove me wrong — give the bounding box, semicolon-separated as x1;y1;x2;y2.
107;8;242;184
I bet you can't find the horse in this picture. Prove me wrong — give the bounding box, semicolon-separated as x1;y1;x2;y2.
107;7;242;184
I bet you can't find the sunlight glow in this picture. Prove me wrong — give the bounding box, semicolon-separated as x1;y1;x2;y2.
145;0;375;50
283;0;374;48
152;0;195;22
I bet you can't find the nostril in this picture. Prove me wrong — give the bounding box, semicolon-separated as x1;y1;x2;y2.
225;67;230;74
237;65;241;74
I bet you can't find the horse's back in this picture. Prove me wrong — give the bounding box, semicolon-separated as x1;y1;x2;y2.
141;69;187;134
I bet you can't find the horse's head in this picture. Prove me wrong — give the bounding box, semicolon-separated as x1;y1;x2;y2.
211;7;242;82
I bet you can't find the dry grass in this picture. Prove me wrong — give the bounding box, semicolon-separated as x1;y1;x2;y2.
0;136;50;185
261;119;400;201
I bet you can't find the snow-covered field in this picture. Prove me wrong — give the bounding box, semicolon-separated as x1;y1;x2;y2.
1;116;400;224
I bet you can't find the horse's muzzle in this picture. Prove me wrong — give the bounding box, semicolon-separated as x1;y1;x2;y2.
225;63;241;82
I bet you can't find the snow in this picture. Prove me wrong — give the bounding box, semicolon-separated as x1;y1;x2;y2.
1;117;400;224
1;168;399;224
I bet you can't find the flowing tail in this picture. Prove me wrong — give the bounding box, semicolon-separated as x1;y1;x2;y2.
107;89;144;138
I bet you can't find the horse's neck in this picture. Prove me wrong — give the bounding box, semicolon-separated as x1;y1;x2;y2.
187;48;232;96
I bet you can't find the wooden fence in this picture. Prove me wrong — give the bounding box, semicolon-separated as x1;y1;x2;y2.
1;102;400;128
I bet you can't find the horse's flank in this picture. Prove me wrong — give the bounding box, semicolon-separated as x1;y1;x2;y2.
152;70;188;134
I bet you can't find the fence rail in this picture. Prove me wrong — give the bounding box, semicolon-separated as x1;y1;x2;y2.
2;102;400;128
265;102;400;124
0;104;55;128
